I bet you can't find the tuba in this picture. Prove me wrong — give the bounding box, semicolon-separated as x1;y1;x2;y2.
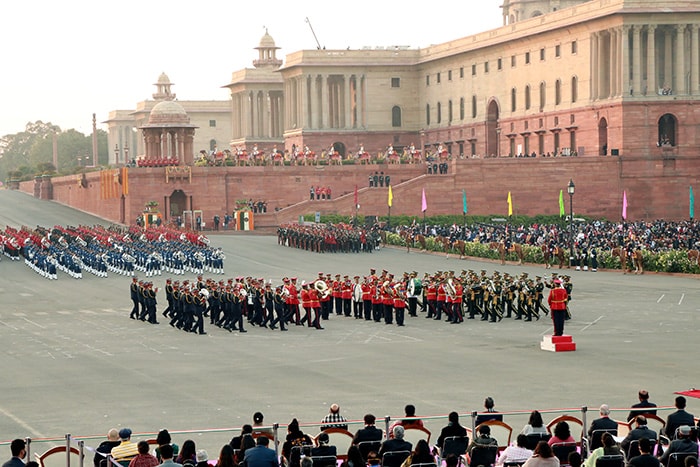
314;279;330;299
445;278;457;299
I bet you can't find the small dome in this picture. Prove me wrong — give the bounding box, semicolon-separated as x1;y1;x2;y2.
258;31;277;49
156;72;171;85
148;100;190;125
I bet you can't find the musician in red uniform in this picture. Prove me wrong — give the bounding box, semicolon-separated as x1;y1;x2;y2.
425;277;438;319
309;283;323;329
300;281;311;327
547;278;569;336
393;285;407;326
435;278;447;320
451;278;464;323
341;275;353;317
288;277;301;325
332;274;343;315
361;277;372;320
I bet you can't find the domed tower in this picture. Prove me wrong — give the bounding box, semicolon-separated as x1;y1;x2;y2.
153;72;176;101
139;100;197;165
253;29;283;69
501;0;589;25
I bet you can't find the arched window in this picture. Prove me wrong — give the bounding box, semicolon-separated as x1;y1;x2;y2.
539;81;546;111
525;85;531;110
571;76;578;103
426;104;431;125
209;139;217;151
471;95;477;118
511;88;517;112
555;79;562;105
658;113;677;146
392;106;402;127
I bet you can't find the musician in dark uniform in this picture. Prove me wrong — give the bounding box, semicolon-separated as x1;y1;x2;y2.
130;277;140;319
163;278;174;318
269;286;288;331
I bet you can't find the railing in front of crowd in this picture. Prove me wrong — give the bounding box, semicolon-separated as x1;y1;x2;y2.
2;404;679;467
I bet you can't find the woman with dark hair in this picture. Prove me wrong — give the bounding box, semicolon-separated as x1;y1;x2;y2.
521;411;548;435
437;411;468;450
548;422;575;446
340;445;366;467
523;441;560;467
239;435;255;464
155;429;180;462
582;433;621;467
216;445;237;467
282;419;313;467
401;440;435;467
176;440;197;467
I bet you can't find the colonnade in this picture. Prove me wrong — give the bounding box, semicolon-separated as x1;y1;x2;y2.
142;128;195;164
230;90;284;141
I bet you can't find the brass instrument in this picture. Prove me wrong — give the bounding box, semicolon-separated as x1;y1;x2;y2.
445;278;457;300
314;279;331;299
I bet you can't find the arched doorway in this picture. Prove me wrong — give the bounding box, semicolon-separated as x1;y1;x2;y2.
658;113;677;146
170;189;187;218
486;99;500;157
598;118;608;155
330;142;347;157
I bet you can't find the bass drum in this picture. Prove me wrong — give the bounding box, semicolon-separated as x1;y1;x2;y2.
407;279;422;297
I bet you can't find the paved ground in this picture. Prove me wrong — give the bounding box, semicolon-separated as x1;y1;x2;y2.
1;189;699;456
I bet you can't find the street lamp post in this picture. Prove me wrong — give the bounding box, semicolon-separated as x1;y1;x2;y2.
567;179;575;268
114;144;120;165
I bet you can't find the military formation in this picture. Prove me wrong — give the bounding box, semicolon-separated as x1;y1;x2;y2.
128;268;574;335
278;223;381;253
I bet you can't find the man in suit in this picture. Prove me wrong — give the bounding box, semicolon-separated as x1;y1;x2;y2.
664;396;696;439
659;425;699;467
628;390;658;421
242;437;278;467
2;439;26;467
628;437;661;467
378;426;413;459
620;416;658;458
587;404;618;438
353;414;383;444
475;397;503;426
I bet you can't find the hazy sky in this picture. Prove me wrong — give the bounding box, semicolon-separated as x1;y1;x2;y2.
0;1;503;137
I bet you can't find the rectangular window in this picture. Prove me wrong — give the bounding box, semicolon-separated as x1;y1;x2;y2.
525;52;530;64
540;48;545;61
391;77;400;88
426;75;430;86
484;62;489;73
497;58;502;70
472;64;477;76
437;72;441;84
460;67;464;78
448;70;452;81
511;55;516;67
209;120;216;127
555;44;561;58
571;41;578;54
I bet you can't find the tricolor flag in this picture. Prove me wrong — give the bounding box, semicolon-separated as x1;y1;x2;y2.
559;190;565;217
421;188;427;212
388;185;393;207
507;192;513;216
622;190;628;220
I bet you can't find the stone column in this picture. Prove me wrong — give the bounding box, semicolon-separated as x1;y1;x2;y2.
675;25;686;94
321;75;329;129
692;25;700;95
591;32;599;100
608;28;616;98
345;75;352;129
622;25;631;95
664;29;673;91
306;75;315;129
632;25;642;95
647;25;657;95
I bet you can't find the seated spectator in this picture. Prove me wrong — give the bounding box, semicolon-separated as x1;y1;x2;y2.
155;429;180;463
466;424;498;461
520;411;548;436
176;440;197;467
4;439;26;467
320;403;348;431
214;446;234;467
628;438;660;467
664;397;695;440
497;434;533;466
587;404;618;439
111;428;139;463
400;440;434;467
366;452;381;467
628;390;658;421
340;446;365;467
311;433;337;458
253;412;273;436
523;442;559;467
444;455;459;467
159;445;182;467
239;435;255;463
94;429;121;467
548;421;575;446
436;411;468;452
282;418;313;467
621;416;658;458
583;432;622;467
685;457;698;467
389;404;424;436
129;441;159;467
475;397;503;426
353;414;383;444
242;437;277;467
230;425;253;450
378;426;412;458
660;426;699;467
567;452;582;467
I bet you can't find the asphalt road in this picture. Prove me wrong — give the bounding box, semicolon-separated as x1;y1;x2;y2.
1;189;698;456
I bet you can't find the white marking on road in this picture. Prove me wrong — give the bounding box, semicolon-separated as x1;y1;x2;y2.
363;331;392;343
580;316;604;332
22;317;46;329
0;320;18;330
57;311;72;315
140;343;163;354
657;294;665;303
19;293;33;297
679;294;685;306
0;404;47;438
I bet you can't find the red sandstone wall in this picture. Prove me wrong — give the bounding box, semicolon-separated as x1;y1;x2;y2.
20;154;699;225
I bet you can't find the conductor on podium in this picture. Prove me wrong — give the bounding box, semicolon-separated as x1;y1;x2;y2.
548;278;569;336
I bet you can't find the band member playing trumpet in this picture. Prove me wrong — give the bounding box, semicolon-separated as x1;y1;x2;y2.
309;282;323;329
435;277;447;320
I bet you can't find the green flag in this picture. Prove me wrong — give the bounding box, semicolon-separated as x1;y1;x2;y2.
462;189;468;214
559;189;565;217
691;186;695;220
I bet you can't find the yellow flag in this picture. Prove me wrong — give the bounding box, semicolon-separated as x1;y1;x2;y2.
507;191;513;216
388;185;393;207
